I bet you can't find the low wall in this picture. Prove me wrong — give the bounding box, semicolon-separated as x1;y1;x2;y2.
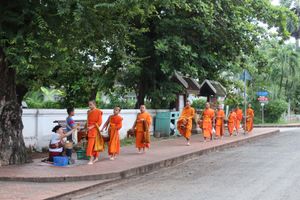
22;109;168;151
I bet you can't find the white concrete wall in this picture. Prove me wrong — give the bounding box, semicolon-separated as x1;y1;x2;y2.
22;109;168;151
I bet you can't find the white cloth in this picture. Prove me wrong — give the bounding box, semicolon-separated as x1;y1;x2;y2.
49;133;63;153
72;129;78;144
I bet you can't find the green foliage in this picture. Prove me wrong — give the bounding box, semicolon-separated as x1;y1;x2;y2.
1;0;298;110
264;99;288;123
191;99;207;110
224;94;244;110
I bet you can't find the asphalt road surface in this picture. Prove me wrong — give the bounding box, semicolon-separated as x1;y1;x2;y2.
68;128;300;200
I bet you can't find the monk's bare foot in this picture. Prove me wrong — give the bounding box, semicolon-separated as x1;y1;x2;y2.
186;142;191;146
109;157;114;161
87;157;94;165
93;158;99;163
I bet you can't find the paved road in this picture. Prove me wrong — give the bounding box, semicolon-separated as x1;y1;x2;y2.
67;128;300;200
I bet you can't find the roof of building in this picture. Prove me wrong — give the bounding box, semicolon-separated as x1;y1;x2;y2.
172;72;200;94
199;79;226;97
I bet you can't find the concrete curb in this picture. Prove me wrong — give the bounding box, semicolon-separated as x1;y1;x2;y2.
45;178;119;200
0;129;280;183
254;125;300;128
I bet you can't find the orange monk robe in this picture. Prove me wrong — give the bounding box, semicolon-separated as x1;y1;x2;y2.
202;108;215;139
135;112;152;149
246;108;254;132
86;108;103;157
215;109;225;137
228;111;237;135
108;115;123;156
177;106;195;139
235;108;243;132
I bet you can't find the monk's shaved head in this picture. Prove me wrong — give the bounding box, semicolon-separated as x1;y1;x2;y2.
205;102;210;109
140;105;146;113
88;100;96;109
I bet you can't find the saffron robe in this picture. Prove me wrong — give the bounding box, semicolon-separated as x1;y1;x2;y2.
177;106;195;139
235;108;243;132
228;111;237;135
215;109;225;137
135;112;152;149
246;108;254;132
202;108;215;139
108;115;123;155
86;108;103;157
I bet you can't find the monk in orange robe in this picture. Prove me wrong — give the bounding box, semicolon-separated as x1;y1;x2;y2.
86;100;103;165
235;106;243;135
101;106;123;160
228;109;237;136
132;105;152;153
215;105;225;139
201;102;215;142
246;104;254;133
177;100;195;146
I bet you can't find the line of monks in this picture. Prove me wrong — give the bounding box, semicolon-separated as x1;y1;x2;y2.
177;100;254;145
86;100;152;165
85;99;254;165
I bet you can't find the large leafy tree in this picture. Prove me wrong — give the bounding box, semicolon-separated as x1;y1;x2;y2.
0;0;146;165
0;0;296;165
118;0;295;108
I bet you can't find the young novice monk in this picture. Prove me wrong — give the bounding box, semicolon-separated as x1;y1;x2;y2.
228;108;237;136
131;105;152;154
101;106;123;160
215;105;225;139
86;100;103;165
177;100;195;146
201;102;215;142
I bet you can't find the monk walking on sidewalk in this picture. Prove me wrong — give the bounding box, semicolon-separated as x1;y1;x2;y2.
201;102;215;142
86;100;103;165
228;108;237;136
131;105;152;154
215;105;225;139
177;100;195;146
245;103;255;133
235;105;243;135
101;106;123;161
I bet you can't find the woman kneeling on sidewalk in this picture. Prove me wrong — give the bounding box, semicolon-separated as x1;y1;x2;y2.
46;125;76;162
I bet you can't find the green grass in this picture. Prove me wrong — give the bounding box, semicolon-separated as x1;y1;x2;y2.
255;119;300;126
120;135;180;147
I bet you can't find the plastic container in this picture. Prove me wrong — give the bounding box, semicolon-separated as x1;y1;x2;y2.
76;149;89;160
155;111;180;137
53;156;68;166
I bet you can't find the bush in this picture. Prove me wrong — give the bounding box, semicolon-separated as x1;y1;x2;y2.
264;99;288;123
191;99;206;109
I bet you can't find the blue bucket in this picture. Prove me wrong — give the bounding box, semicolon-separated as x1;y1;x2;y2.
53;156;68;166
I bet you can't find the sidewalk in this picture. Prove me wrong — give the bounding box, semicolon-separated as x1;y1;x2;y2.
0;128;279;183
0;128;281;200
254;123;300;128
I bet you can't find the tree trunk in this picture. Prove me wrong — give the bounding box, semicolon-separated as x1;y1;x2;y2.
278;63;284;98
89;88;98;101
0;47;28;166
135;80;146;109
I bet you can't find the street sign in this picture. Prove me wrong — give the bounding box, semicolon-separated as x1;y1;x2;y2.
240;69;252;81
257;96;268;102
256;91;268;96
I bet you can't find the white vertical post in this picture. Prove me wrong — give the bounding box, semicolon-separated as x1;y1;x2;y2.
244;70;247;135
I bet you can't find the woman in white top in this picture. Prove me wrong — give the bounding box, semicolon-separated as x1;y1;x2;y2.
47;125;76;162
